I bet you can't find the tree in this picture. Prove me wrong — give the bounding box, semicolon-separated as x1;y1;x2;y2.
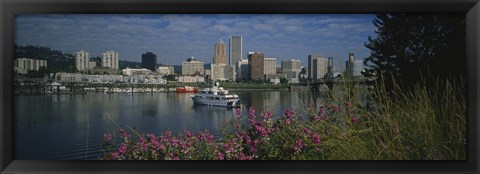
363;14;466;91
280;78;288;85
164;74;176;81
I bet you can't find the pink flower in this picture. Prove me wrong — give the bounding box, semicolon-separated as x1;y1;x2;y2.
351;117;359;124
236;108;241;117
294;139;304;152
332;105;340;113
184;130;192;138
262;111;273;120
111;152;119;159
312;134;321;144
118;143;127;154
217;152;225;160
103;133;112;142
172;157;180;160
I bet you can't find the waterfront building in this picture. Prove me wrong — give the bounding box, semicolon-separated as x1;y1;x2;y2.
229;36;242;65
182;57;204;76
248;52;265;80
89;67;121;75
264;58;277;76
308;55;329;80
142;52;157;71
14;58;47;74
55;73;86;82
213;39;227;65
75;50;90;71
156;66;174;76
144;75;167;84
211;64;235;81
123;75;143;84
102;51;119;69
236;59;249;80
87;75;123;84
178;75;205;83
122;68;152;76
281;59;302;83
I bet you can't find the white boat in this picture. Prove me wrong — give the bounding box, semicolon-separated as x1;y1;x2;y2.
190;82;241;108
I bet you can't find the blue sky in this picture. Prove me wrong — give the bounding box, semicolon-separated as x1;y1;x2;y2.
15;14;376;70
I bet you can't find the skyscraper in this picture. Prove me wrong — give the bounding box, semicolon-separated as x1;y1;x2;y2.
345;53;365;77
229;36;242;66
213;39;227;65
308;55;328;80
282;59;302;83
264;58;277;75
102;51;119;69
75;50;90;71
248;52;265;80
142;52;157;71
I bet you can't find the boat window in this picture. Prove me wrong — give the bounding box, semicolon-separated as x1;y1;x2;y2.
215;97;220;100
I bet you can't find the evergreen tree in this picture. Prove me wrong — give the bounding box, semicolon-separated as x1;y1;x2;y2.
363;14;466;91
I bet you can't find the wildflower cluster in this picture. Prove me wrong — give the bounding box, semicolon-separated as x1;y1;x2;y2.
100;100;386;160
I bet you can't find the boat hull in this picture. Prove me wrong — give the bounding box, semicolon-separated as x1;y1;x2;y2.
176;87;198;93
191;96;240;108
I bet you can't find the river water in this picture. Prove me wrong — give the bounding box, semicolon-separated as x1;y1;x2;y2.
14;90;336;160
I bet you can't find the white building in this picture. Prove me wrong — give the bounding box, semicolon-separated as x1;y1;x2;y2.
87;75;123;84
211;64;235;81
122;68;151;76
55;73;86;82
123;75;143;84
75;50;90;71
281;59;302;84
308;55;329;80
178;76;205;83
236;59;249;79
89;61;97;69
102;51;119;69
14;58;47;74
182;58;204;76
144;75;167;84
156;66;175;76
264;58;277;76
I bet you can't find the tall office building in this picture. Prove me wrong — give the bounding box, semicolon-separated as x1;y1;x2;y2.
282;59;302;83
345;53;365;77
102;51;119;69
264;58;277;75
75;50;90;71
213;39;227;65
248;52;265;80
229;36;242;65
142;52;157;71
182;58;204;76
308;55;328;80
236;59;249;79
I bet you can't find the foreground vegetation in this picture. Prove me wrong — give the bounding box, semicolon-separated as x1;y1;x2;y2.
101;77;466;160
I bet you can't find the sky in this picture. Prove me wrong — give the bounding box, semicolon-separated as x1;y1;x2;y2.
15;14;376;70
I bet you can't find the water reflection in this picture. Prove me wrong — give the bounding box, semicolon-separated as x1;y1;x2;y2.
15;90;360;160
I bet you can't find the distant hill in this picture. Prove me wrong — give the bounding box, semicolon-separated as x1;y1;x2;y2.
14;45;144;72
14;45;76;72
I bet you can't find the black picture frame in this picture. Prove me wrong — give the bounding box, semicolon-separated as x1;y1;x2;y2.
1;0;479;173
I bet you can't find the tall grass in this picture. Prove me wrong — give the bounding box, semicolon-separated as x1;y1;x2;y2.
100;75;466;160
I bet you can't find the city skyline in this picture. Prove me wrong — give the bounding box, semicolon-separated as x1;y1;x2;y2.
15;14;376;68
